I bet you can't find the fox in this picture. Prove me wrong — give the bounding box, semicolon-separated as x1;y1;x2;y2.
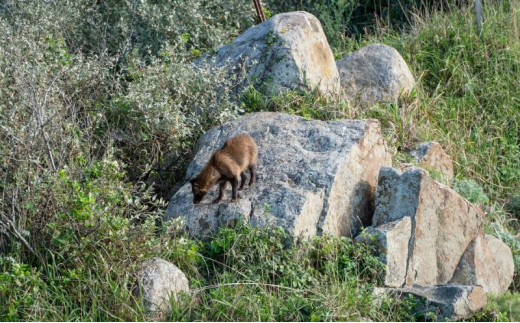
190;133;258;204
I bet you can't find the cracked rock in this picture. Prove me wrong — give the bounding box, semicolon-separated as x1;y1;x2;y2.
372;167;485;287
165;112;391;238
450;233;514;294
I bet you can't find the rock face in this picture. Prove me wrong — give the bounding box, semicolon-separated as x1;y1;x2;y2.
136;258;190;312
209;11;340;97
450;234;515;294
374;285;487;320
165;112;392;238
405;141;454;184
355;217;411;288
336;43;415;107
372;167;485;287
360;166;515;295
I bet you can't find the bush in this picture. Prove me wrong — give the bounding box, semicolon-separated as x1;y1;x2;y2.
454;179;490;205
103;48;244;195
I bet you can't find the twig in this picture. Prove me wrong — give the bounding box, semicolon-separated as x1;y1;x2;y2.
0;212;46;266
253;0;266;23
475;0;483;36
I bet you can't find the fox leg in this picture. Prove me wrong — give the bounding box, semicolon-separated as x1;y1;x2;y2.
239;172;247;190
213;180;227;204
248;165;256;186
230;177;239;202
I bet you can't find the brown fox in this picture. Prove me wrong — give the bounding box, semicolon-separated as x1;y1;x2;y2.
190;133;258;204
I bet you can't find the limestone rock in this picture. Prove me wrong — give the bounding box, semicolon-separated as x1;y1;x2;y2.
207;11;340;97
337;43;415;107
355;217;411;287
165;112;392;238
405;141;454;184
374;285;487;320
136;258;190;312
450;234;514;294
373;167;485;287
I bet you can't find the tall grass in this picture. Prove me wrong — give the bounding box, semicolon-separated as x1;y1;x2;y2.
363;1;520;202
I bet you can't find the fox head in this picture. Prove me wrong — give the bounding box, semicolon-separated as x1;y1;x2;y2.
190;178;208;204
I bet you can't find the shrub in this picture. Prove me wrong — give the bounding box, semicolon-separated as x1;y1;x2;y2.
102;48;244;195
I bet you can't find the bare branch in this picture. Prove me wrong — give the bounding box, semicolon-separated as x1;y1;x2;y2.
0;212;45;266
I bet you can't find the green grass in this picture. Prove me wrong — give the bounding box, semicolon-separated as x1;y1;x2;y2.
366;2;520;203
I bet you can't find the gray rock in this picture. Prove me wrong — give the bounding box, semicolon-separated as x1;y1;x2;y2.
355;217;411;287
165;112;392;238
450;234;514;294
374;285;487;320
136;258;190;312
337;43;415;107
206;11;340;97
405;141;454;184
372;167;485;287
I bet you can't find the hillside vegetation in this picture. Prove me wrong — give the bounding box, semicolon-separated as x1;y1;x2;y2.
0;0;519;321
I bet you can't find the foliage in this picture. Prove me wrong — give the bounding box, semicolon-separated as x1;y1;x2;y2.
486;292;520;322
506;194;520;220
365;2;520;202
166;224;416;322
454;179;490;205
103;48;244;193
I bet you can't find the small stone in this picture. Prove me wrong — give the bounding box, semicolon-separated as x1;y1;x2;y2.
405;141;454;184
136;258;190;312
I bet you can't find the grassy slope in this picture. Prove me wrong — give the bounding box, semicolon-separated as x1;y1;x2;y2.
1;2;519;322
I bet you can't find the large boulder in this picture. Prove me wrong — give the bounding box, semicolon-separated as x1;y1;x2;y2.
372;167;485;287
374;285;487;320
165;112;392;238
405;141;454;184
450;234;514;294
136;258;190;312
207;11;340;97
336;43;415;107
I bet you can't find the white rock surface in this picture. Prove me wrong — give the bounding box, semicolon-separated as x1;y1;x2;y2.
337;43;415;107
207;11;340;97
137;258;190;312
406;141;454;184
165;112;392;238
355;217;411;287
450;234;514;294
374;284;487;320
372;167;485;287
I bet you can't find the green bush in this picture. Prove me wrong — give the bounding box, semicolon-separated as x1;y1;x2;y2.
454;179;490;205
